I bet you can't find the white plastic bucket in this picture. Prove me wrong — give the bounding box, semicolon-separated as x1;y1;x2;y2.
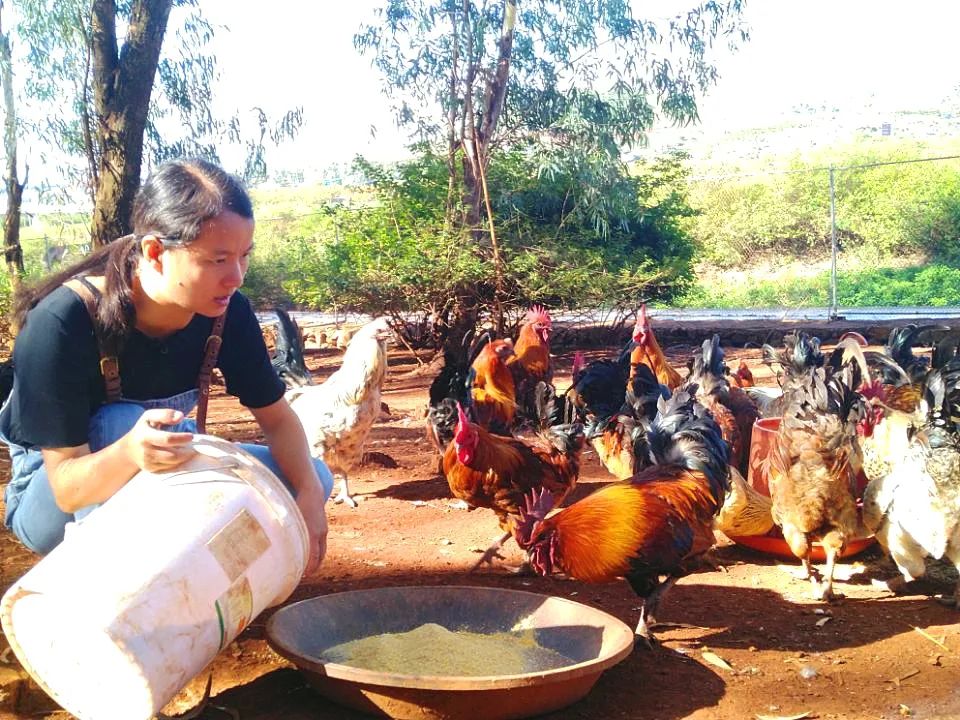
0;434;308;720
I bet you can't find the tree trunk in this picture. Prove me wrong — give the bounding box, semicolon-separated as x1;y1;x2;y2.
461;0;515;240
0;2;24;291
89;0;173;248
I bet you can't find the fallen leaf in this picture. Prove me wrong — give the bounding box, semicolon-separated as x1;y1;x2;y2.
701;650;734;671
755;712;812;720
885;669;920;687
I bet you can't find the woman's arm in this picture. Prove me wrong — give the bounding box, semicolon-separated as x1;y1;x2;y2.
41;409;196;512
248;398;328;577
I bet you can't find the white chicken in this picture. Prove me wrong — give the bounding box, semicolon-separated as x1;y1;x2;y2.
288;316;393;507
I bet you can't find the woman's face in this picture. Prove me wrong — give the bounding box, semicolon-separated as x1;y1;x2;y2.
157;210;255;317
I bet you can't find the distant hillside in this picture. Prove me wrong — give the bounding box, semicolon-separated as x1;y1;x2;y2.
633;97;960;173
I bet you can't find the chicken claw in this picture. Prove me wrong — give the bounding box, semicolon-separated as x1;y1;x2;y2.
332;478;358;508
467;533;510;572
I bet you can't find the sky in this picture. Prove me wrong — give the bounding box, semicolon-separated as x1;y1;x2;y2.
21;1;960;193
198;0;960;177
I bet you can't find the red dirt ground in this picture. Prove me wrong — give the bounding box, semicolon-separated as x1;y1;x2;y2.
2;324;960;720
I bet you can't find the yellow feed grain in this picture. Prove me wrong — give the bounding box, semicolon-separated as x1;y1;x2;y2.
323;622;573;676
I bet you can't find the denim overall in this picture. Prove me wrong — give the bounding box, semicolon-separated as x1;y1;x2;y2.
2;384;333;555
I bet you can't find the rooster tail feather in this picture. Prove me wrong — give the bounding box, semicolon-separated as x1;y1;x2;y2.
544;421;587;456
647;389;730;503
272;307;312;388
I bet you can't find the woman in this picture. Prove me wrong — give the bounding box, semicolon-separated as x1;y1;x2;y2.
0;159;332;577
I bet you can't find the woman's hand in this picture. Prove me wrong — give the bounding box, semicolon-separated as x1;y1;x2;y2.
296;478;329;577
122;408;196;473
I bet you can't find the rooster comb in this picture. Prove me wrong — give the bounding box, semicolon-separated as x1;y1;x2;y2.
634;303;650;329
858;377;888;402
525;305;552;327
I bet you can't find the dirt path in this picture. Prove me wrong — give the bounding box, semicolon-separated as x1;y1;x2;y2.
2;326;960;720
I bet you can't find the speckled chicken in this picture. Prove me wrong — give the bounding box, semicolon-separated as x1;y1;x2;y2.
288;316;393;507
767;353;867;601
858;359;960;606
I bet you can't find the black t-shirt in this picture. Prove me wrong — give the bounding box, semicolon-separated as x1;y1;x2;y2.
0;286;285;450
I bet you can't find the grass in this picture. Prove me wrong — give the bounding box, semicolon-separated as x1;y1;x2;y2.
675;253;960;309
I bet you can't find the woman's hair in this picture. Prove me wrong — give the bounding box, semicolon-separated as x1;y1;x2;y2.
12;159;253;347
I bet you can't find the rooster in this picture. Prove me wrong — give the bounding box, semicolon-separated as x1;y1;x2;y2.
443;403;586;569
425;328;491;461
684;334;759;477
728;360;754;388
564;341;640;423
630;303;684;390
767;347;867;601
513;389;730;647
858;359;960;606
588;363;670;480
288;316;393;507
470;338;517;434
509;305;554;426
270;307;313;389
746;331;827;419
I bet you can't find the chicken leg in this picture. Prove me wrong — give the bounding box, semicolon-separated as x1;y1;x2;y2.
815;531;846;602
634;576;678;650
332;474;358;508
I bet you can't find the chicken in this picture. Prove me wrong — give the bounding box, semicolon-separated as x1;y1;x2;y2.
270;307;313;389
728;360;754;388
288;316;393;507
512;389;730;647
510;305;553;384
443;402;586;569
747;331;827;419
684;334;759;477
564;341;637;422
767;351;867;601
714;466;774;537
629;303;684;390
470;338;517;433
509;305;554;426
589;363;670;480
858;360;960;606
425;328;491;463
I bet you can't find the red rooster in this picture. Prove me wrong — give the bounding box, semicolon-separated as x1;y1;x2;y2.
443;403;586;569
470;338;517;433
510;305;553;384
513;390;730;647
728;360;754;388
509;306;554;427
630;304;684;390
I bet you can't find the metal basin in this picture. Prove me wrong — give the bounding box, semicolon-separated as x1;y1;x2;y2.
266;585;634;720
731;417;876;560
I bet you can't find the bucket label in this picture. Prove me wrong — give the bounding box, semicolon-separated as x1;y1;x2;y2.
215;575;254;650
207;507;271;583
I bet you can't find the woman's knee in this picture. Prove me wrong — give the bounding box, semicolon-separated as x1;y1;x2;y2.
313;459;334;501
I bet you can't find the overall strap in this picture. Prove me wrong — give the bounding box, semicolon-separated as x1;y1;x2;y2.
195;311;227;434
63;277;122;403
